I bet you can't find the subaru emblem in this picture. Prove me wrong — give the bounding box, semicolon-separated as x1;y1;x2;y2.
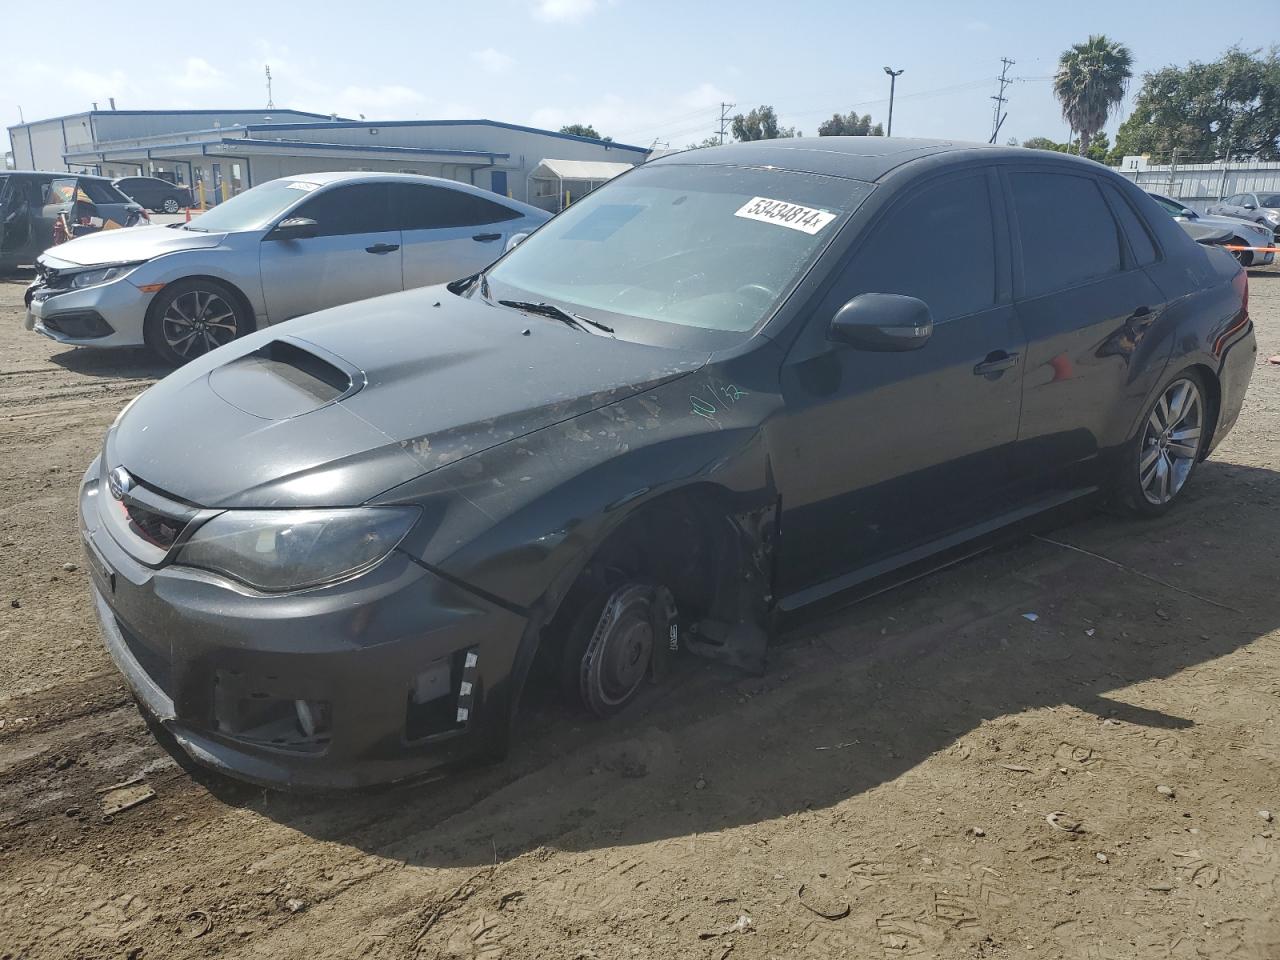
108;466;133;501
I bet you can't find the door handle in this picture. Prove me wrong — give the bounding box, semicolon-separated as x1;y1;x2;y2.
973;350;1019;376
365;242;400;254
472;232;502;242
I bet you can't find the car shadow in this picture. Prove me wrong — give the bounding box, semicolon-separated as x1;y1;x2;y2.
49;346;168;380
193;457;1280;868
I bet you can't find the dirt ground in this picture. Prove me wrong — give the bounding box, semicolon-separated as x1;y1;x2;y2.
2;269;1279;960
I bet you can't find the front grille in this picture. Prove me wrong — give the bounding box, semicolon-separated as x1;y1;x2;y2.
125;501;186;549
34;264;73;291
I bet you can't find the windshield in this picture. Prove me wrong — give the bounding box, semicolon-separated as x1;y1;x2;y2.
486;163;872;344
186;178;320;232
1152;195;1190;217
1258;194;1280;207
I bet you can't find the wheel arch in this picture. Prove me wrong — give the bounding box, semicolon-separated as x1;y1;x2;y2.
143;274;258;349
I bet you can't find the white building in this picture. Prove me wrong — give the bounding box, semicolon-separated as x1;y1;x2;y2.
7;108;648;209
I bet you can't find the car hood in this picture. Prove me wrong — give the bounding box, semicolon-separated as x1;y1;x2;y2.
39;224;227;268
109;286;709;508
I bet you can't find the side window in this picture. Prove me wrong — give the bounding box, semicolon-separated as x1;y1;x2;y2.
46;178;78;205
1010;172;1121;297
836;173;996;322
291;183;393;236
80;180;129;204
1101;182;1158;266
394;183;522;231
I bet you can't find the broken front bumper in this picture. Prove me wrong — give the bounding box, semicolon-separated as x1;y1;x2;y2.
78;460;529;790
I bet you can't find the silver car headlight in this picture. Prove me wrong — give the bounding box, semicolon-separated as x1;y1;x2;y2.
176;506;420;592
70;262;144;288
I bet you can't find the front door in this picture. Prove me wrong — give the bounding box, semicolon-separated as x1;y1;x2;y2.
772;168;1025;598
1003;169;1169;496
259;182;403;322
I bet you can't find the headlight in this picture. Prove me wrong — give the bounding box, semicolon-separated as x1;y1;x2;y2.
70;262;143;288
176;507;420;592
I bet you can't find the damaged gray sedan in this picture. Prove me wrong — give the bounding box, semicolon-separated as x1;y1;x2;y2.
81;138;1255;789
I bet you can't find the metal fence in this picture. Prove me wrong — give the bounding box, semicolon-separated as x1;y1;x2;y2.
1113;160;1280;212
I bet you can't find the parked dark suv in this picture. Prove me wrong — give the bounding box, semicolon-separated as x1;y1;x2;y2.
1;172;145;273
113;176;194;214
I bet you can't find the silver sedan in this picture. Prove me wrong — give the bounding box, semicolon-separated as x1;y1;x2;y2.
24;172;549;364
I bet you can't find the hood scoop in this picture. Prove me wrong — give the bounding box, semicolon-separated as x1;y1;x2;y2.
208;337;364;420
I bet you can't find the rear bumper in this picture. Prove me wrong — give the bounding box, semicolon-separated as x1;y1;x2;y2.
1209;322;1256;454
79;460;530;790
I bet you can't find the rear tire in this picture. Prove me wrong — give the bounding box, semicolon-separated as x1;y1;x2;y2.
1231;237;1254;267
1115;369;1210;517
161;197;181;214
145;278;251;366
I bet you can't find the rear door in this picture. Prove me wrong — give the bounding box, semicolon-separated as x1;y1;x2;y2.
773;168;1025;596
395;182;525;288
259;181;402;321
1005;168;1168;497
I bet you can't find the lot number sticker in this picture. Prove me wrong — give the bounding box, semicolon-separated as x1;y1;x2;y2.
734;197;836;235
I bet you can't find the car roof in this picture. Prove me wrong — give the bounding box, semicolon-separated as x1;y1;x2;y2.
7;170;115;182
649;136;1106;182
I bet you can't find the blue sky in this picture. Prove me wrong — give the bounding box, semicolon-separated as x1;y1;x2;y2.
1;0;1259;151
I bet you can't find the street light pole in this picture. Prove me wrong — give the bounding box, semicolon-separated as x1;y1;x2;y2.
883;66;904;137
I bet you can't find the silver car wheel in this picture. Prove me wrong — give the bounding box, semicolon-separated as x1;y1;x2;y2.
1139;377;1203;506
162;198;180;213
161;290;239;358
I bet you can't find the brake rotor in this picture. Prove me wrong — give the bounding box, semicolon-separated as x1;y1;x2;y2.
579;583;671;717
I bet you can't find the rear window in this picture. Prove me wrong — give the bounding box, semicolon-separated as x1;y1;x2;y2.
1102;182;1158;266
80;179;131;204
394;183;521;230
1011;172;1122;297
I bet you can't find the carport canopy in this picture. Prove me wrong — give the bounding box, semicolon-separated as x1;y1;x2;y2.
529;159;634;183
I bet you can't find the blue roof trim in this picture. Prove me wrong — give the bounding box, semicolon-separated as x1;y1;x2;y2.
63;137;508;162
8;107;344;133
233;138;508;159
238;118;649;153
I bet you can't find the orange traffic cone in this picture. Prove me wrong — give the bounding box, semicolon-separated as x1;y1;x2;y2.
184;206;191;223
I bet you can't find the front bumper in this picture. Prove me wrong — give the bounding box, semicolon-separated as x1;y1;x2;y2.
26;277;151;348
79;459;530;790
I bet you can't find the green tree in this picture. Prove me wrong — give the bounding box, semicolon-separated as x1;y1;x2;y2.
684;135;724;149
817;111;884;137
1053;34;1133;157
559;123;609;141
1114;46;1280;162
731;105;796;141
1021;133;1112;163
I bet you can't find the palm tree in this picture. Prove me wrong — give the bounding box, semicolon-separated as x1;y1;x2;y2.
1053;35;1134;158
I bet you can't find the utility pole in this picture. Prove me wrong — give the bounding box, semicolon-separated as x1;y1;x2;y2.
718;102;736;145
883;67;904;137
989;57;1015;144
265;65;275;110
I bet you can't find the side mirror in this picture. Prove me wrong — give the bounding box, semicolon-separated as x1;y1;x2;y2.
829;293;933;351
270;216;318;240
505;232;529;253
1243;203;1256;210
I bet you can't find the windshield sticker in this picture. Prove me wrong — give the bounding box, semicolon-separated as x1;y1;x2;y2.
734;197;836;235
285;181;320;192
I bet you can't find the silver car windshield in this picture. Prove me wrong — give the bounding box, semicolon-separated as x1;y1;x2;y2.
487;163;872;336
185;179;321;233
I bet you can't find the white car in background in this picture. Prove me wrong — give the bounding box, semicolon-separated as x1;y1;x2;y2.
1146;192;1275;268
24;172;549;364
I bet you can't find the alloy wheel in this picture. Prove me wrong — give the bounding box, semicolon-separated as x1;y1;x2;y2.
160;289;239;359
1140;377;1203;505
162;198;180;213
